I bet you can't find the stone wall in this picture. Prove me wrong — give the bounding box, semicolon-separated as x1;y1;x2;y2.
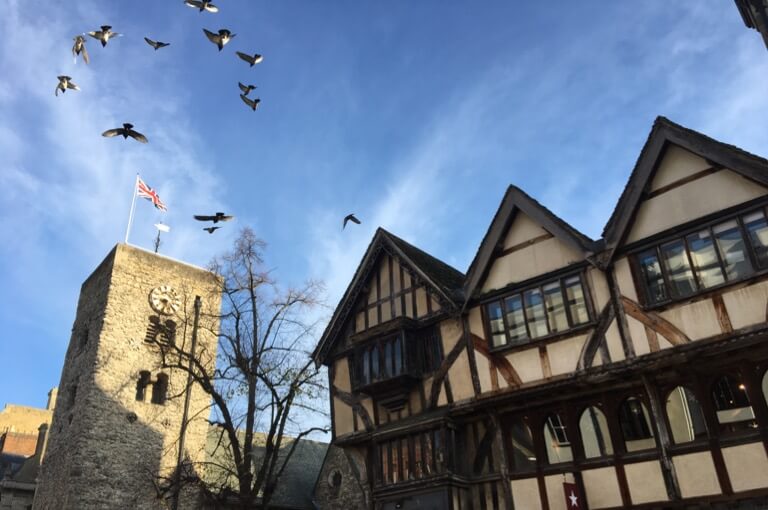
314;445;369;510
34;244;221;510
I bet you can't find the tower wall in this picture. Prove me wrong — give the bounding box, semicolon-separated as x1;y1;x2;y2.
34;244;221;510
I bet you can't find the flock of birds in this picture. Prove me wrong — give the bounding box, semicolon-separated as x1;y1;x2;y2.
58;0;362;238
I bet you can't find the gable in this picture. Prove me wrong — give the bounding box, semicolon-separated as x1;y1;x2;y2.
464;186;595;302
627;164;768;244
602;117;768;262
350;252;443;335
482;212;583;293
314;228;463;365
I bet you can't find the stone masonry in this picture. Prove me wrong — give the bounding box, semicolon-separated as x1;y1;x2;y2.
34;244;221;510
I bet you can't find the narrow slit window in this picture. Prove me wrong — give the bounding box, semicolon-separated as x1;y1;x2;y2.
523;289;548;338
713;220;753;280
564;276;589;325
638;249;667;304
543;282;568;333
151;373;168;405
686;230;725;288
744;211;768;268
660;240;697;298
504;295;528;344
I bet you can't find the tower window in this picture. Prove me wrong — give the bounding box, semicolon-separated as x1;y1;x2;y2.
136;371;151;401
152;373;169;405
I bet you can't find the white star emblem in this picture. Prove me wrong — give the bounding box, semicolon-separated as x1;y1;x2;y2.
569;490;578;508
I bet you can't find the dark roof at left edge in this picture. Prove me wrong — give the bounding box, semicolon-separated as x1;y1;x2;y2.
312;228;465;366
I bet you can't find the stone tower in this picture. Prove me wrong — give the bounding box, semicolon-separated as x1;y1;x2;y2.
34;244;221;510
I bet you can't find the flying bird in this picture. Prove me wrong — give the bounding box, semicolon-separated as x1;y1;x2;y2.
88;25;121;47
203;29;235;51
240;94;260;111
144;37;170;50
203;227;221;234
343;214;361;229
101;123;148;143
194;212;234;223
72;35;89;64
185;0;219;13
55;76;80;96
238;82;256;95
236;51;263;67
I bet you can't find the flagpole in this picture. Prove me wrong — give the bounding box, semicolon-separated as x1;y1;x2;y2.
124;173;139;244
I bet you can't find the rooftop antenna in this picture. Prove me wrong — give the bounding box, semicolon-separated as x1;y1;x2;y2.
153;223;170;253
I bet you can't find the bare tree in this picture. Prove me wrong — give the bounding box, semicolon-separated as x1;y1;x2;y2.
151;227;329;510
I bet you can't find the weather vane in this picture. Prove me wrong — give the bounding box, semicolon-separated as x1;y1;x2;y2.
153;223;170;253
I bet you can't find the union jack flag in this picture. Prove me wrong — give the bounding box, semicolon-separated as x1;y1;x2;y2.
137;177;167;211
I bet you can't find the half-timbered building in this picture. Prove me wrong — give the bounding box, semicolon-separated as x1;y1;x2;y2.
312;117;768;509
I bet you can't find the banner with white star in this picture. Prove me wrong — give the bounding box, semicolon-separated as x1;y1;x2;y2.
563;481;583;509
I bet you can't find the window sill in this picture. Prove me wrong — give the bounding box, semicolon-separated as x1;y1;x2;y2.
488;322;597;355
640;267;768;313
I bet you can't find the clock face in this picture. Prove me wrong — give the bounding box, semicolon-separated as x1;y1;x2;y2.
149;285;180;315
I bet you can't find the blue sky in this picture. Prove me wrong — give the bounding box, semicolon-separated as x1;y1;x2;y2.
1;1;767;410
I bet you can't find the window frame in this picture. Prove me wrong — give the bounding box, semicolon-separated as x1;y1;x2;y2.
631;206;768;308
481;270;595;352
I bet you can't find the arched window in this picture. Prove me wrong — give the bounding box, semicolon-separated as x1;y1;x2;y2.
665;386;707;444
507;417;536;472
618;397;656;452
136;371;151;401
544;413;573;464
151;373;169;405
763;370;768;409
579;406;613;458
711;374;756;432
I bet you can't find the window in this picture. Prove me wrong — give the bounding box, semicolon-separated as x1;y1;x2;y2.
579;406;613;458
151;373;169;405
635;208;768;305
507;417;536;472
618;397;656;452
378;429;445;485
355;328;442;388
665;386;707;444
711;375;756;433
544;413;573;464
484;274;591;348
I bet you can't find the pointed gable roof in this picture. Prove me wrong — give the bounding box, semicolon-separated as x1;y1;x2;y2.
601;116;768;264
463;185;597;304
312;228;465;366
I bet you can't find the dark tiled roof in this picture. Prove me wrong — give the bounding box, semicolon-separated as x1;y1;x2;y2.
382;229;465;300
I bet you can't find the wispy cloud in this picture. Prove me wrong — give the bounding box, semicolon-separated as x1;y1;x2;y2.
0;0;231;344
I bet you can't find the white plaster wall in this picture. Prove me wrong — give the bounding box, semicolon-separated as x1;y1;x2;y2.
624;460;668;505
627;316;650;356
511;478;542;510
482;237;583;293
503;212;547;249
547;335;587;376
722;281;768;330
672;451;721;498
627;170;767;243
614;257;638;302
659;299;721;341
582;466;623;509
722;443;768;492
649;145;710;191
605;321;625;362
506;348;543;383
586;267;611;310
